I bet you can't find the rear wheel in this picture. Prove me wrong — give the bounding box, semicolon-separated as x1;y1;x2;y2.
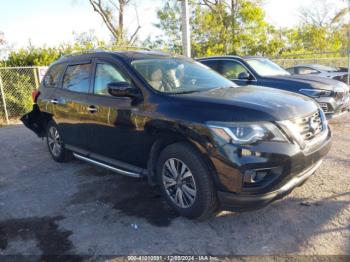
157;142;218;219
46;121;72;162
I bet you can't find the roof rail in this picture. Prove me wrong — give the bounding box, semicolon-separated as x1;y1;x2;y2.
59;46;153;59
60;49;107;59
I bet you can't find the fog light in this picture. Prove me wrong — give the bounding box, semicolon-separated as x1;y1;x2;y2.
244;170;256;183
319;103;329;113
244;170;268;184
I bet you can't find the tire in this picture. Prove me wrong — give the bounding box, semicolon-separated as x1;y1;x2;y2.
157;142;218;220
46;120;72;162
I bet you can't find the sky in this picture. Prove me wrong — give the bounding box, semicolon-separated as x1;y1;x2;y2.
0;0;348;49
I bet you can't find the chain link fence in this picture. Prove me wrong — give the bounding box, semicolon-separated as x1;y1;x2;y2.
0;67;47;125
273;57;348;69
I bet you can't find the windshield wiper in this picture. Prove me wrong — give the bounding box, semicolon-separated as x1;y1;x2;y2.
171;90;200;94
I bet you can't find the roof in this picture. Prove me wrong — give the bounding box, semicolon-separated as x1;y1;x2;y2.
196;55;242;60
54;49;175;65
197;55;266;60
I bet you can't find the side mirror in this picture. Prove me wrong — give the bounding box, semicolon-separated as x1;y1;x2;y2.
238;72;252;80
107;82;140;98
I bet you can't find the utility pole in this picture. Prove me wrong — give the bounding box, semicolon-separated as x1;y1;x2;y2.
348;31;350;85
180;0;191;57
347;1;350;85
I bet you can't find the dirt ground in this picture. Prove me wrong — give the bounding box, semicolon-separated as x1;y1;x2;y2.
0;114;349;260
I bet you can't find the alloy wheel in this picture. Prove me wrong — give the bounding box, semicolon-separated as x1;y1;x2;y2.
48;126;62;157
162;158;197;208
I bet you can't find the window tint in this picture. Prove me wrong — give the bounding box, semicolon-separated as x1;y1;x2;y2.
94;63;130;95
286;67;295;74
296;67;318;75
201;60;219;72
62;64;91;93
43;63;65;88
219;60;249;79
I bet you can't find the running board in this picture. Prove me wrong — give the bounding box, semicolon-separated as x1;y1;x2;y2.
73;153;142;178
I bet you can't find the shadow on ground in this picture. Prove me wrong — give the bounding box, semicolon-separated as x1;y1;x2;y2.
71;166;179;227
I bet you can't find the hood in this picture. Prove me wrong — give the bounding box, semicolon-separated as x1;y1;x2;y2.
179;86;319;121
321;72;348;78
261;74;344;91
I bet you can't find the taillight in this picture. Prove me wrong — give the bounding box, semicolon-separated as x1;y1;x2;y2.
32;90;40;103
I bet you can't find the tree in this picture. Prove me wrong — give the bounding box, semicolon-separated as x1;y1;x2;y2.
88;0;141;45
156;0;285;57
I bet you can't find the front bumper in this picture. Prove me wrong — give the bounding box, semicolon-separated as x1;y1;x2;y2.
315;96;350;118
218;160;322;211
209;126;332;211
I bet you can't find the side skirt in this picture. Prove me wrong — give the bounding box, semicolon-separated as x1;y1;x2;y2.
73;153;143;178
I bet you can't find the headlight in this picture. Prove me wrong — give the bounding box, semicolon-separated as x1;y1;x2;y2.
299;89;332;98
334;85;349;101
207;122;287;145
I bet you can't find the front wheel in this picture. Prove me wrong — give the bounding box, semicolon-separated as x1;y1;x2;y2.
46;121;72;162
157;142;218;220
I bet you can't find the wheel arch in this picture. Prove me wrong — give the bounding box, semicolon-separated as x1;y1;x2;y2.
146;126;219;188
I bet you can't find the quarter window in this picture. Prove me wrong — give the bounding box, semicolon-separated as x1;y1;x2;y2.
62;64;91;93
94;63;130;96
43;63;65;88
219;60;249;79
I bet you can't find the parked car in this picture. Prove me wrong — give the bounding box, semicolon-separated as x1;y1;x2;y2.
21;50;331;219
197;56;350;118
286;64;349;84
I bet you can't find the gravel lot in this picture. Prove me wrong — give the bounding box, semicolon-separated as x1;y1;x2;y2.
0;114;349;259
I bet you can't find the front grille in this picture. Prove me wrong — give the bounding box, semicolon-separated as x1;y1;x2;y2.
293;111;323;141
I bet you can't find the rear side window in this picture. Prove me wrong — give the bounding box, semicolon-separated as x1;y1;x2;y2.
62;64;91;93
43;63;65;88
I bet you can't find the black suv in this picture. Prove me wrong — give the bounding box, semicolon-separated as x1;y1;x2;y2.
22;50;331;219
198;56;350;118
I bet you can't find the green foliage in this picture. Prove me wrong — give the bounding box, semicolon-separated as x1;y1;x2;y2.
0;70;35;119
157;0;286;57
156;0;349;58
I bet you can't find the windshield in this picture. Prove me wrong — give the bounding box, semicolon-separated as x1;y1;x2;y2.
246;58;290;76
131;57;235;94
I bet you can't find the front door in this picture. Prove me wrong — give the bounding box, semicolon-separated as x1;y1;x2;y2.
218;60;253;86
84;59;152;168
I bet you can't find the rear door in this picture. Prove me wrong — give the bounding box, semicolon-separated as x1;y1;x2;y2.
51;62;92;153
21;63;66;137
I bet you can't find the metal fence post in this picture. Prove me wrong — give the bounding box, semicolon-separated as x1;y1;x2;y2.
33;67;39;89
0;72;9;125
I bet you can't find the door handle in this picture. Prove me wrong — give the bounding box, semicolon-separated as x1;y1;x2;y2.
87;105;97;113
50;99;59;104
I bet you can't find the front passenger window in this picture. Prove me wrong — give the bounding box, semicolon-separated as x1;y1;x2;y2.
94;63;130;96
219;60;249;79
